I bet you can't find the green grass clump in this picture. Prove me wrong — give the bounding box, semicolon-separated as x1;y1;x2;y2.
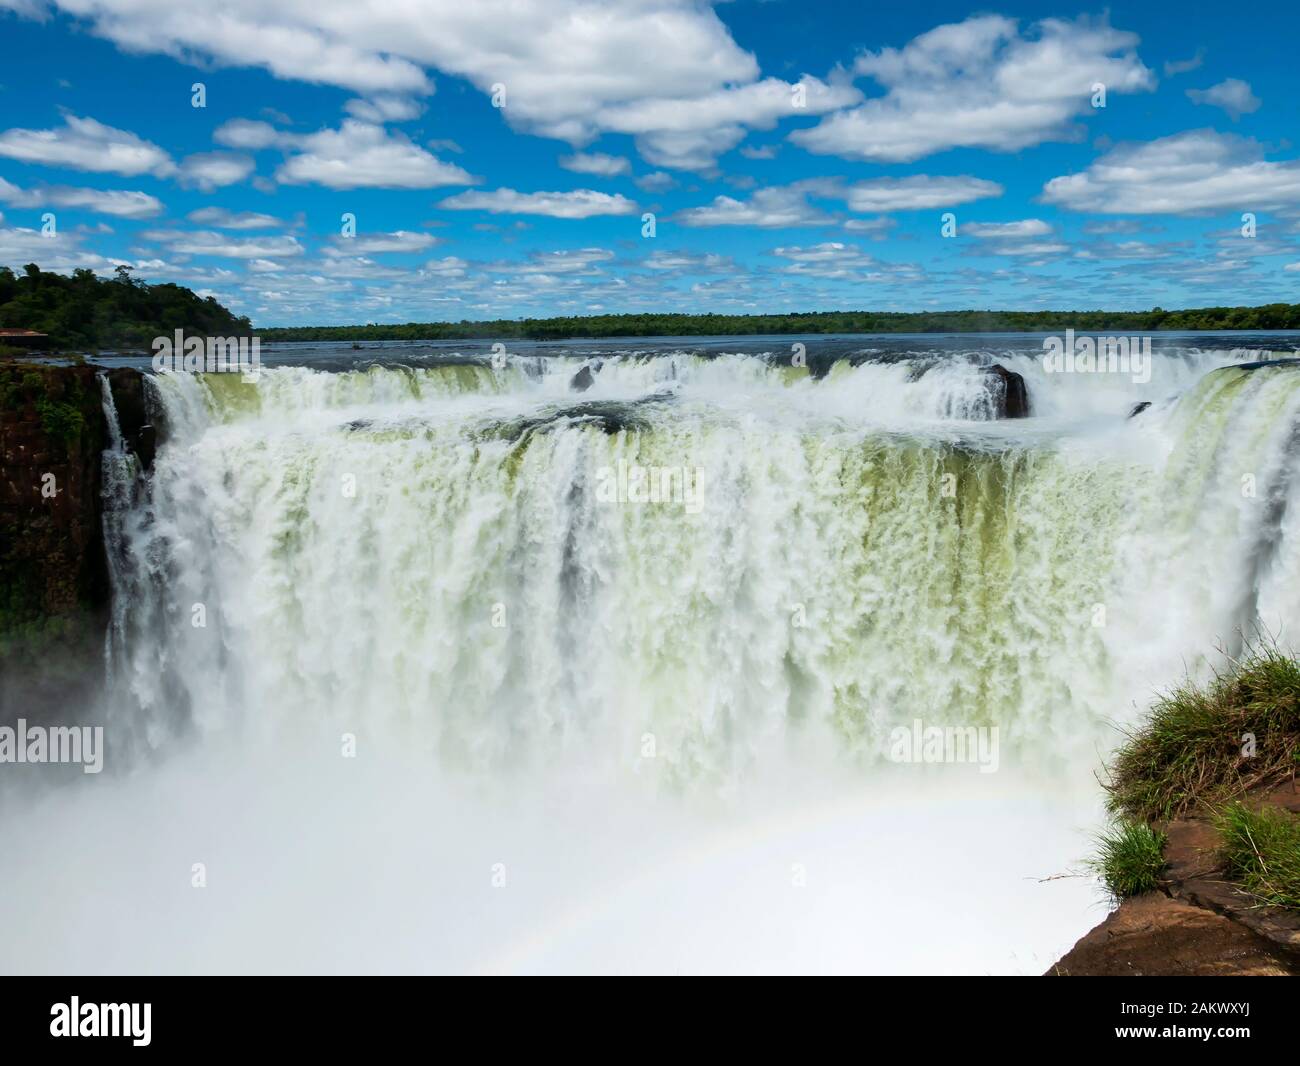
1215;802;1300;909
1106;645;1300;822
1089;818;1167;900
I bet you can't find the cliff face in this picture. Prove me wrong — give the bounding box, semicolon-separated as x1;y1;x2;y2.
0;362;147;719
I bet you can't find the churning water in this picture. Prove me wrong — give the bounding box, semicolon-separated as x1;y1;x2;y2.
3;333;1299;973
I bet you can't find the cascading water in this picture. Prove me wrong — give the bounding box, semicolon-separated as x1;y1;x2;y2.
108;349;1300;769
5;340;1300;974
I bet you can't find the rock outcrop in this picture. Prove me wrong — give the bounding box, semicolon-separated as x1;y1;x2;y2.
106;367;157;470
1047;894;1298;976
985;364;1030;418
570;362;600;393
1050;779;1300;976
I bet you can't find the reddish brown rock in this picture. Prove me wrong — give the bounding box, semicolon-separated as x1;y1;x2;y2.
1047;894;1299;976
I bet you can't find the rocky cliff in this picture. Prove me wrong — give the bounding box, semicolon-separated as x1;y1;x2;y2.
0;362;148;719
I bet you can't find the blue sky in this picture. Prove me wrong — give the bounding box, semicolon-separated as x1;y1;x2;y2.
0;0;1298;326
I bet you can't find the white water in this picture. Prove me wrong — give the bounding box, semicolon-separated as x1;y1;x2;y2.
3;345;1299;974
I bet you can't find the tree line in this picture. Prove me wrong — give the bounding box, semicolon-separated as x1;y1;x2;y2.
3;261;1299;349
0;264;252;350
260;305;1300;342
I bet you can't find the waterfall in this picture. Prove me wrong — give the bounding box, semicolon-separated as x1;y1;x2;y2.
98;374;134;688
103;352;1300;780
7;345;1298;975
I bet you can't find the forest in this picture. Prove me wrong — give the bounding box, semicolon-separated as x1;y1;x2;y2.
260;304;1300;342
3;261;1299;349
0;264;252;350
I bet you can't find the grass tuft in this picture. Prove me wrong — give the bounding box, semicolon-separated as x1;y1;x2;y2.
1214;802;1300;909
1105;644;1300;822
1089;818;1167;901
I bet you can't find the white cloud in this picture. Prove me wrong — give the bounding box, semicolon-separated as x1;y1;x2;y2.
640;250;734;273
1074;240;1178;261
770;241;876;278
949;218;1068;260
315;256;410;280
1164;50;1205;77
325;230;439;255
972;239;1068;259
0;220;112;272
487;248;615;275
1186;78;1260;120
178;151;255;190
675;181;837;228
843;175;1002;212
213;119;282;150
275;121;475;189
842;216;896;237
768;241;922;281
344;96;425;123
635;171;676;193
676;175;1001;228
215;117;468;191
592;75;861;170
0;176;163;218
141;229;305;258
4;1;856;170
1042;130;1300;214
22;1;431;93
422;256;469;277
439;188;637;218
1081;218;1150;235
0;113;174;176
791;15;1154;163
559;152;631;177
186;207;285;230
963;219;1052;239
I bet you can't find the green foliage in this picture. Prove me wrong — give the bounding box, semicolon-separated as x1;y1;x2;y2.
7;262;1300;343
1106;645;1300;822
35;396;87;445
1215;803;1300;909
257;304;1300;341
1089;818;1167;900
0;263;251;350
1;369;42;409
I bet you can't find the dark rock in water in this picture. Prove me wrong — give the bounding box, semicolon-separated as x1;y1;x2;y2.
490;397;670;443
1129;401;1152;418
106;367;155;470
136;424;157;468
106;367;145;434
1229;358;1300;372
985;364;1030;418
570;363;597;392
